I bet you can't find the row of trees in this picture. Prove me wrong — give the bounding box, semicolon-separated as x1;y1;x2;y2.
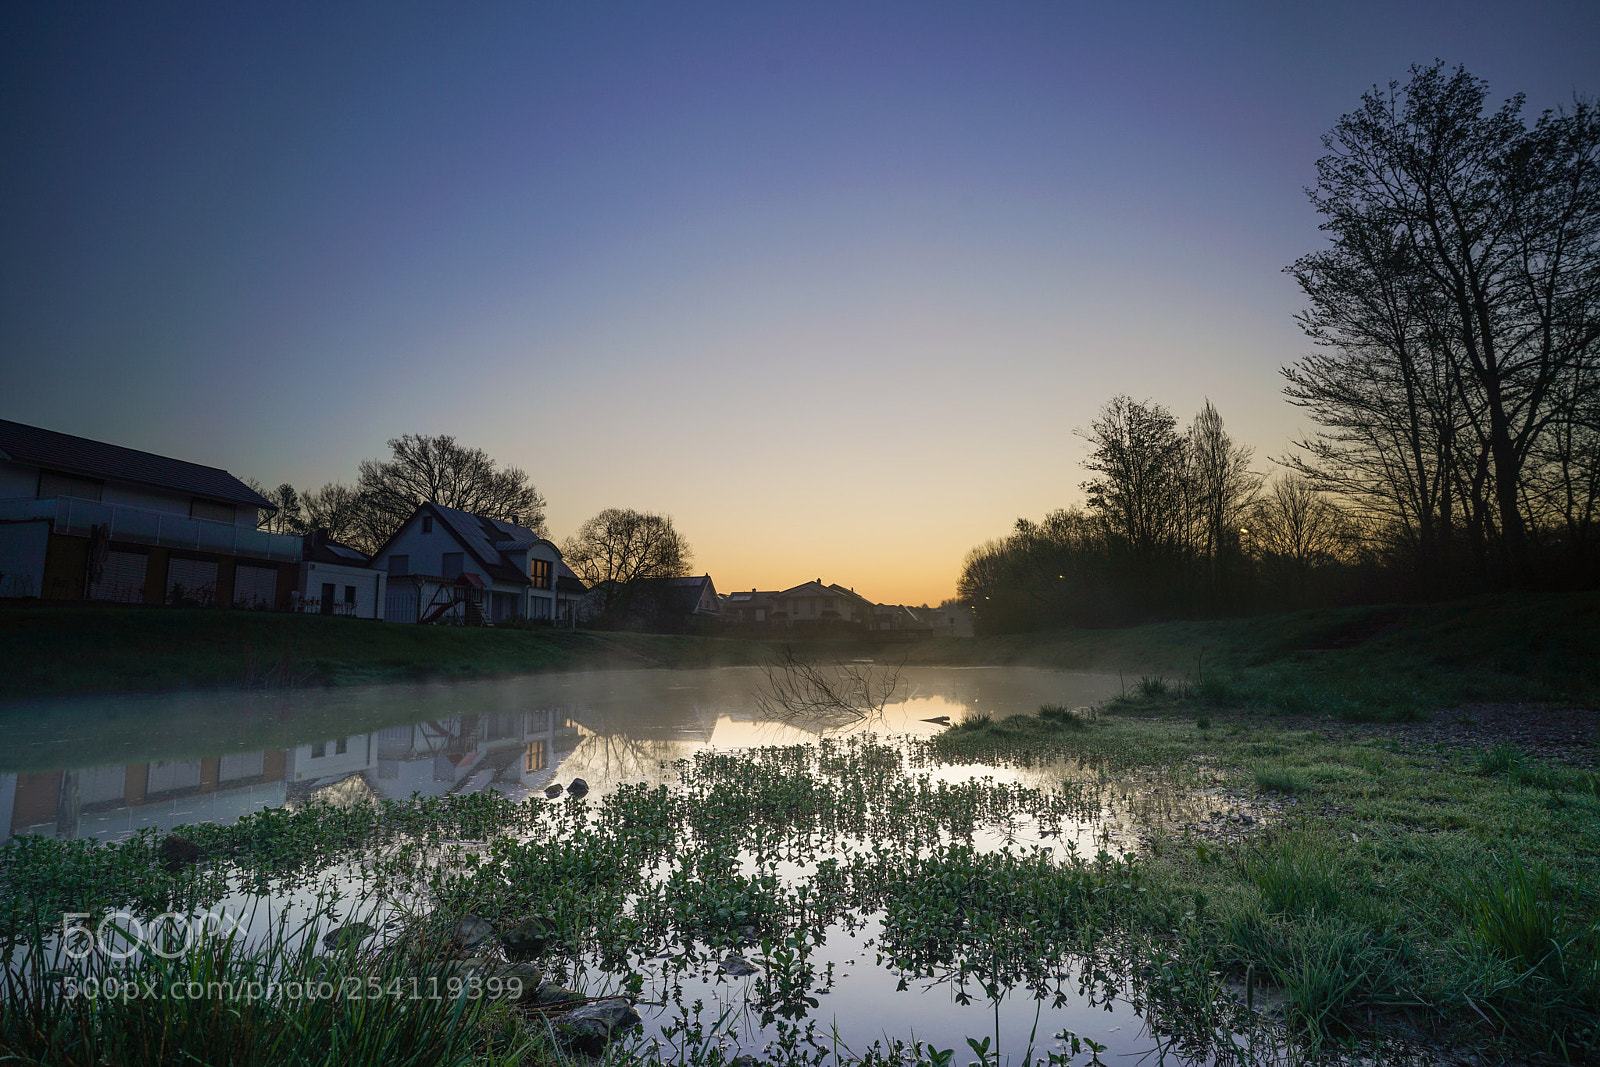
254;433;549;551
959;397;1364;630
255;436;692;618
960;64;1597;633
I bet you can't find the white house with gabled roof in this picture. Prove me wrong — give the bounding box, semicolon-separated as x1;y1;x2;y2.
366;502;585;626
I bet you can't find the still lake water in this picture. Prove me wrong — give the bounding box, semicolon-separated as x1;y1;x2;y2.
0;666;1123;843
2;667;1254;1062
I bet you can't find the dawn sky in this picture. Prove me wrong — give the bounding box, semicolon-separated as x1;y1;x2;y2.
3;2;1595;606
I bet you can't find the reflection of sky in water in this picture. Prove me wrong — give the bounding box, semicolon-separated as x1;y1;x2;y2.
3;667;1123;843
3;666;1255;1062
609;914;1160;1062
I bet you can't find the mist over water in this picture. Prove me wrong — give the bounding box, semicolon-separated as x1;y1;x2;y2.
1;666;1121;843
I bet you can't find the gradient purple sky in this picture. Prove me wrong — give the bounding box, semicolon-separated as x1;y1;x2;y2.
4;2;1596;605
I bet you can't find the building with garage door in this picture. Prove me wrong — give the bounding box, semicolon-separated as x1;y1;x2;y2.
0;419;300;607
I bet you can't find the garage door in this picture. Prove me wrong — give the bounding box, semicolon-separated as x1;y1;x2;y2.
88;550;147;603
167;558;218;606
233;564;279;609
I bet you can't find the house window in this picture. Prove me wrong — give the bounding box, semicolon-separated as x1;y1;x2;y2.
311;742;326;758
344;585;356;605
422;516;433;534
531;559;552;589
388;555;409;576
335;737;348;756
190;498;236;523
442;552;464;579
526;740;548;773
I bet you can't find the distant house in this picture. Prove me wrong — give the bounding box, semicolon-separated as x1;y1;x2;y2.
0;419;298;607
769;579;873;629
870;603;923;631
927;604;975;637
723;588;779;626
579;573;724;630
297;528;386;620
367;502;584;626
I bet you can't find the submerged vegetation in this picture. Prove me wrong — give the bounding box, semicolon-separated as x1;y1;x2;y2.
4;697;1598;1065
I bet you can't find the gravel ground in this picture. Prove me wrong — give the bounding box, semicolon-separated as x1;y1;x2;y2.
1301;702;1599;768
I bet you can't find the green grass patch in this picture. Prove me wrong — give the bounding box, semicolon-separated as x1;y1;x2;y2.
1252;764;1311;794
0;605;782;701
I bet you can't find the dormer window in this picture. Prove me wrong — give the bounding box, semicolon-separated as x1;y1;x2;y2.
531;559;552;589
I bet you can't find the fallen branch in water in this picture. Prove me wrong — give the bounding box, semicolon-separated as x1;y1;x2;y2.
754;646;904;730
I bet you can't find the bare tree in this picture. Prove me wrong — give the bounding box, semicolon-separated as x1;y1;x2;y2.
562;508;692;622
1247;475;1354;607
1079;395;1189;564
355;434;547;550
1187;400;1260;602
248;480;304;535
1295;63;1600;584
299;482;365;545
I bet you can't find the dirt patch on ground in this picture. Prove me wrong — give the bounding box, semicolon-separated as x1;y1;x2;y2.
1312;702;1598;768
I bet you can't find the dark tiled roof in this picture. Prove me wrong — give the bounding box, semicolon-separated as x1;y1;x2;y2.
627;574;718;616
303;530;371;565
427;503;535;585
0;418;273;508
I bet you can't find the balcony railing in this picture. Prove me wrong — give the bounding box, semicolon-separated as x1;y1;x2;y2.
0;496;302;562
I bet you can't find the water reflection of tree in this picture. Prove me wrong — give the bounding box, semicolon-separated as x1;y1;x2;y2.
754;648;904;733
559;707;712;785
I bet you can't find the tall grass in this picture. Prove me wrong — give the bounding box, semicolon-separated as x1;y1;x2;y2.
0;901;530;1067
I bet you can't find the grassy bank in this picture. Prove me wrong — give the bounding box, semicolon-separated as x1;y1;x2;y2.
906;592;1600;721
931;708;1600;1061
3;592;1597;715
0;605;777;701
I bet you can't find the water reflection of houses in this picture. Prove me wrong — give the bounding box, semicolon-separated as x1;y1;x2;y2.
371;709;580;800
1;753;291;843
0;709;581;843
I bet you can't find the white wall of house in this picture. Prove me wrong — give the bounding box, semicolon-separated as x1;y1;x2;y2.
371;511;529;622
373;514;493;583
287;736;375;782
689;580;719;615
298;561;386;620
527;541;561;620
0;520;49;597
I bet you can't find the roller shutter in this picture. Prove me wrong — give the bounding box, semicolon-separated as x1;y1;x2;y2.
87;550;147;603
167;558;218;605
233;564;278;609
219;751;265;781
